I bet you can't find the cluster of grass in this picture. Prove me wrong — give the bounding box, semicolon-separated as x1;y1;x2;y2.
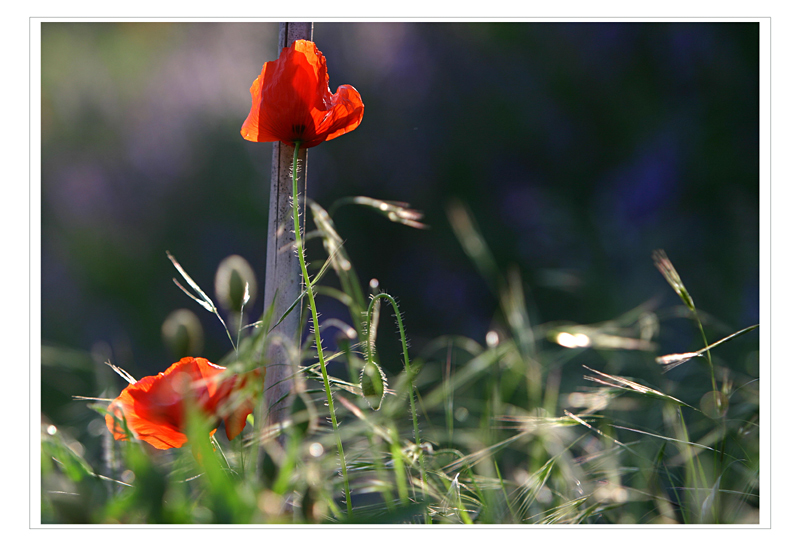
40;195;759;525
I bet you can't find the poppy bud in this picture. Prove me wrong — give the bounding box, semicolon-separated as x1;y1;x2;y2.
214;255;257;313
360;359;387;411
161;309;204;359
700;391;729;419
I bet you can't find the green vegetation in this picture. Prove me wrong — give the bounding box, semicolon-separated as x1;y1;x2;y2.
41;195;759;524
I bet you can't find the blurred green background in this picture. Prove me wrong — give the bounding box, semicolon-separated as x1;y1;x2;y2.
41;22;759;441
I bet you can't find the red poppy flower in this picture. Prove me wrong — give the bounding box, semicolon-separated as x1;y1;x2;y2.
241;39;364;148
105;357;262;450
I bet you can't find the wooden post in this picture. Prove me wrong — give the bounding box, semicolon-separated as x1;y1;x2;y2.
262;22;313;436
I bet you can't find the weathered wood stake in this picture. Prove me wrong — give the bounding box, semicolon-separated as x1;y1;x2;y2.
262;22;313;437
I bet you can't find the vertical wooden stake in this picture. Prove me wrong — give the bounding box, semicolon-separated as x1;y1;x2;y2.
262;22;313;436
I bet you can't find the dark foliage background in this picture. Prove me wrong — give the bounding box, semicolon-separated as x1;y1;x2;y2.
41;22;759;437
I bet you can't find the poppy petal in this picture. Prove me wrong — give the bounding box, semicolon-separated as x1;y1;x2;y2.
240;40;363;148
105;357;260;450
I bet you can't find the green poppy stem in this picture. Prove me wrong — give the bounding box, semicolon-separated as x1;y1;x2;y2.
290;141;352;516
365;293;430;518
